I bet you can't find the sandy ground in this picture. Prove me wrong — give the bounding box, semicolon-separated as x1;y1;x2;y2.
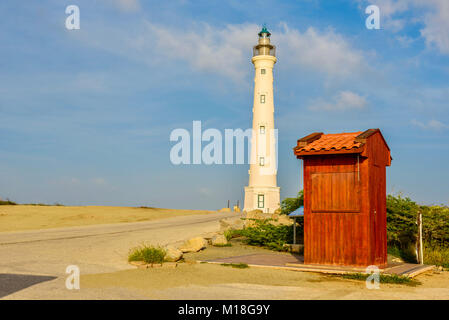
80;241;449;300
80;263;449;300
0;205;215;232
2;207;448;300
0;212;240;299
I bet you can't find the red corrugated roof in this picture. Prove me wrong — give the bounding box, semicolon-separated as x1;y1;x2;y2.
294;129;392;163
299;132;363;152
293;131;372;156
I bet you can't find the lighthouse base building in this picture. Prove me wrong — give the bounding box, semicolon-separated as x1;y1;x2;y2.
244;186;280;214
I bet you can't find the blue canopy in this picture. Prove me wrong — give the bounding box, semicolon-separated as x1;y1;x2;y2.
288;207;304;217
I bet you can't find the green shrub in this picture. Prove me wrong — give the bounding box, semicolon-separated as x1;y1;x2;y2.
128;245;166;264
386;194;449;267
386;195;419;249
238;219;302;251
387;194;449;248
0;199;17;205
280;191;303;215
224;229;235;241
220;263;249;269
388;245;417;263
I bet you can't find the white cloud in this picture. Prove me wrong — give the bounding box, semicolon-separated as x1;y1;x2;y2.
377;0;409;31
145;22;366;80
76;21;367;82
396;35;416;48
112;0;140;12
418;0;449;54
70;178;80;185
146;22;257;82
411;119;447;130
375;0;410;17
308;91;367;111
358;0;449;54
91;178;107;186
198;187;212;196
276;24;365;77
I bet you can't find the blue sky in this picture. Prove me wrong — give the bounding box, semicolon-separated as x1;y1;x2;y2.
1;0;448;209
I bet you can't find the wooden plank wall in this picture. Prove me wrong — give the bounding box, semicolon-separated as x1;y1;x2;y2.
304;155;371;266
367;132;388;266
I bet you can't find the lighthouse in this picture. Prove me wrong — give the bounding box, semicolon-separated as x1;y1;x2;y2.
243;26;280;213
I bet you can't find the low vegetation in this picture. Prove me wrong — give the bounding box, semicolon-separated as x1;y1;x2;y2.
224;229;234;241
213;243;232;247
280;191;303;215
220;263;249;269
0;199;17;205
336;273;421;286
23;203;64;206
387;245;416;263
386;194;449;267
128;244;166;264
0;199;63;206
423;244;449;269
231;219;302;252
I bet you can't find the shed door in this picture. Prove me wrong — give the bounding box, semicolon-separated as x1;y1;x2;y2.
311;172;360;212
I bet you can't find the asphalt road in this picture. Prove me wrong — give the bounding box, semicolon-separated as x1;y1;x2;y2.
0;211;239;299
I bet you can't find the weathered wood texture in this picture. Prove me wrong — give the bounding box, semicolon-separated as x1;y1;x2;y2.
296;129;391;267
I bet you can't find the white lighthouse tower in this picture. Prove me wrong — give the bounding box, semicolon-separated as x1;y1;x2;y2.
244;26;280;213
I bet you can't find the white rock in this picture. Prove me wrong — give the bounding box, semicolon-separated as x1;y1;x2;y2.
211;234;228;246
164;245;183;262
178;237;207;253
220;217;245;231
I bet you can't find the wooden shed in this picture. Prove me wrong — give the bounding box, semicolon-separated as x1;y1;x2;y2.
293;129;392;267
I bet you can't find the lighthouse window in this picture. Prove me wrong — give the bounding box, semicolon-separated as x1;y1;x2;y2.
260;126;265;134
258;194;265;208
261;69;266;74
259;157;265;166
260;95;266;103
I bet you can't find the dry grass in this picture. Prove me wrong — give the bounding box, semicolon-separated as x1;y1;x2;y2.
0;205;216;232
425;245;449;269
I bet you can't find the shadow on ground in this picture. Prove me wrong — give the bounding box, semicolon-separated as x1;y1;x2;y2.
0;273;57;298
